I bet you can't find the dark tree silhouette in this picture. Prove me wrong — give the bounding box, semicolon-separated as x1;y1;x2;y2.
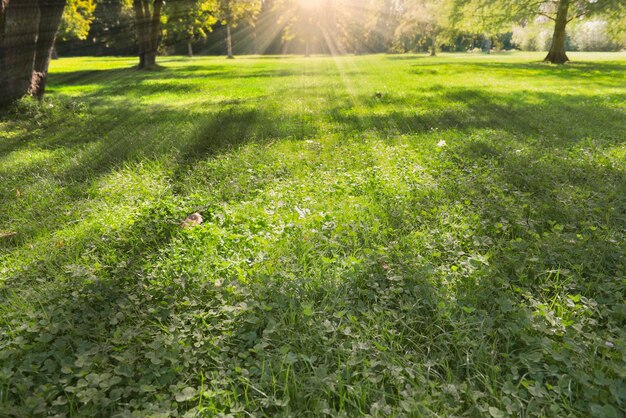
132;0;164;69
0;0;66;107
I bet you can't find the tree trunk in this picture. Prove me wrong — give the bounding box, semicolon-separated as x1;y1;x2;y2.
31;0;65;99
226;22;233;59
133;0;162;69
51;45;57;59
430;34;436;56
133;0;147;68
147;0;162;67
252;26;258;55
187;40;193;57
545;0;570;64
0;0;40;108
0;0;7;106
144;50;156;67
484;36;491;54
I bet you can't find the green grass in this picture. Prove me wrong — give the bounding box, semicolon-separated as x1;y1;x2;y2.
1;51;625;416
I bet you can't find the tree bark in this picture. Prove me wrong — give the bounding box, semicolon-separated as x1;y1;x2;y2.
0;0;66;107
31;0;65;99
147;0;162;66
252;26;258;55
226;22;233;59
430;34;436;56
132;0;147;68
133;0;164;70
187;40;193;57
0;0;7;106
545;0;570;64
0;0;40;107
483;36;491;54
133;0;162;69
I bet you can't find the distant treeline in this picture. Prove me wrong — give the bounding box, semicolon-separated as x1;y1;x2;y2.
54;0;624;58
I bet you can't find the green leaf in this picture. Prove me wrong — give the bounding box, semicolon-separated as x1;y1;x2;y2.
302;303;314;317
488;406;505;418
175;387;196;403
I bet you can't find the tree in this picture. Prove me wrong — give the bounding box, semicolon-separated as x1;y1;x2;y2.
215;0;261;58
165;0;217;57
59;0;96;42
53;0;95;58
396;0;452;55
278;0;326;56
452;0;626;63
132;0;164;69
0;0;67;108
73;0;134;56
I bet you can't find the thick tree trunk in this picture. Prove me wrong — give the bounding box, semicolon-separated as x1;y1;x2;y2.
0;0;40;107
147;0;162;66
31;0;65;99
545;0;570;64
187;40;193;57
226;22;233;59
133;0;162;69
133;0;147;68
0;0;7;106
144;50;156;67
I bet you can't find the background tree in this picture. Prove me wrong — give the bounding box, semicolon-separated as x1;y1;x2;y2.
60;0;96;41
133;0;165;68
364;0;403;53
453;0;626;63
278;0;336;56
0;0;67;107
165;0;217;57
56;0;96;57
216;0;261;58
396;0;452;55
73;0;134;56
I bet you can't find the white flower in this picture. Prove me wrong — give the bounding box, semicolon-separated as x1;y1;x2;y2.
437;140;447;147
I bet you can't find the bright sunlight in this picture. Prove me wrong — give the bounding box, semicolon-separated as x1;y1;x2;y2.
1;0;625;416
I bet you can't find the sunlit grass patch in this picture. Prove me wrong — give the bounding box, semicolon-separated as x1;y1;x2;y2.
0;51;625;417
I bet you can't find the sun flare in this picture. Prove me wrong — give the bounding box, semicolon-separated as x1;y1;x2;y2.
297;0;326;10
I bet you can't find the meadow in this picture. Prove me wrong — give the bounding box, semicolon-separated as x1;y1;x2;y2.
0;52;625;416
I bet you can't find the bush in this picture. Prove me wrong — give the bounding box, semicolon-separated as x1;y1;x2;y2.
5;96;87;126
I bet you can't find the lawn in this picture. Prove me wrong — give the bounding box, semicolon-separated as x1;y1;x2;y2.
1;52;625;417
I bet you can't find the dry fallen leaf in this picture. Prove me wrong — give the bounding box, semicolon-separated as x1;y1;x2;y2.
16;189;21;199
181;213;203;229
0;231;18;239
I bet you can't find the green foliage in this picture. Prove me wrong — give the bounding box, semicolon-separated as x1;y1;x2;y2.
1;52;625;416
59;0;96;41
216;0;261;27
164;0;219;42
451;0;626;33
395;0;454;53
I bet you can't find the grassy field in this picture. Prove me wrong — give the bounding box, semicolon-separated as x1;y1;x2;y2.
1;51;625;416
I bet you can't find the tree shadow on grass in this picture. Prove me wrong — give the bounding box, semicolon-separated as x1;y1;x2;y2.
46;65;327;101
2;79;623;259
1;58;625;415
327;87;625;147
408;61;626;87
